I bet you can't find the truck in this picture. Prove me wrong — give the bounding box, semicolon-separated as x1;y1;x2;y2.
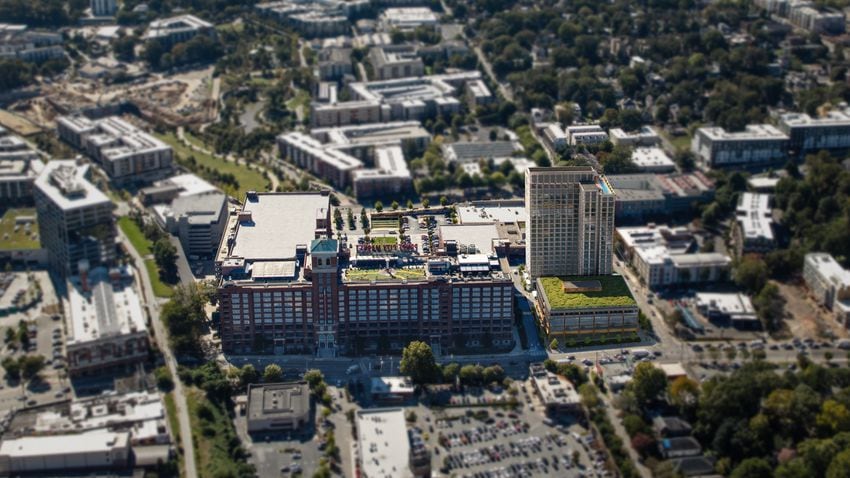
631;348;651;358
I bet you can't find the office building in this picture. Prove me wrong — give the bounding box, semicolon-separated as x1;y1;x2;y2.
525;166;615;279
278;132;364;188
695;292;758;327
370;376;415;403
778;110;850;153
0;431;131;475
379;8;439;31
215;192;514;356
609;126;661;147
66;264;148;375
139;173;218;205
631;147;676;173
144;15;213;47
246;382;311;433
91;0;117;16
369;46;425;80
34;161;115;277
566;124;608;145
0;24;63;63
535;275;639;336
803;252;850;325
56;116;173;184
691;124;788;168
443;141;522;164
310;121;430;157
529;363;582;414
607;172;715;221
351;145;413;198
156;192;228;258
616;224;731;288
356;408;431;478
734;192;775;253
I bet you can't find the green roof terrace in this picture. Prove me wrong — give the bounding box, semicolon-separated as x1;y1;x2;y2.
538;275;636;310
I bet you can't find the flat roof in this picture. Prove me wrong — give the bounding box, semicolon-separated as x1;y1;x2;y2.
154;173;218;198
0;430;130;457
695;292;755;315
456;201;527;224
736;192;774;241
439;223;500;255
356;408;413;478
228;193;329;261
247;382;310;421
67;266;147;345
538;275;636;310
631;147;675;169
34;160;112;212
370;376;414;395
697;124;788;141
806;252;850;287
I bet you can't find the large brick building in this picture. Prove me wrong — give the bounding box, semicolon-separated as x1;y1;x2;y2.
215;192;514;357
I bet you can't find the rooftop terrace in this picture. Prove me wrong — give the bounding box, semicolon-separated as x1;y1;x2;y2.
538;275;636;310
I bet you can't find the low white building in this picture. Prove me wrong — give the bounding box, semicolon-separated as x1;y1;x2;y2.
66;264;148;376
543;123;568;150
0;430;131;475
631;147;676;173
0;24;64;63
803;252;850;325
734;192;774;253
691;124;788;168
566;124;608;145
695;292;759;328
379;8;439;31
529;363;581;414
778;110;850;153
609;126;661;147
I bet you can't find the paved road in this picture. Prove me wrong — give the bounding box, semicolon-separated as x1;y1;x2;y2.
118;226;198;478
472;46;514;103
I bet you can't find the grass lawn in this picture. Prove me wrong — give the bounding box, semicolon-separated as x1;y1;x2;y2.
539;275;636;309
156;132;268;200
186;388;253;478
372;236;398;245
285;89;311;111
346;267;425;281
145;259;174;298
661;129;692;152
0;208;39;251
164;392;184;478
392;268;426;280
118;217;152;256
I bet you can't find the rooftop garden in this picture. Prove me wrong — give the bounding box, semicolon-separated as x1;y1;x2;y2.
539;275;636;310
345;267;426;282
371;236;398;246
0;208;40;251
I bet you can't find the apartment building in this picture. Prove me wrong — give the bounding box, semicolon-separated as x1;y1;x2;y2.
608;126;661;147
34;161;115;277
255;0;366;37
66;264;148;375
734;192;775;253
278;132;364;188
56;115;173;183
379;8;439;31
369;46;425;80
607;172;715;221
543;123;569;150
466;79;494;107
0;127;43;203
215;193;514;356
317;48;353;81
566;124;609;145
691;124;788;168
789;5;845;34
525;166;615;279
91;0;117;16
803;252;850;325
778;110;850;153
351;145;413;198
616;225;731;288
0;24;64;62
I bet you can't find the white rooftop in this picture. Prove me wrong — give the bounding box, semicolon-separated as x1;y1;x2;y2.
439;223;500;255
228;193;329;261
35;160;112;212
457;202;527;224
806;253;850;287
370;376;414;395
153;173;218;198
631;147;676;171
695;292;755;316
356;408;412;478
698;124;788;141
736;192;774;241
0;430;130;457
67;266;147;345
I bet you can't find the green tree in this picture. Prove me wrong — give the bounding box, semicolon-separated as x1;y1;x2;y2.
406;199;414;210
399;341;438;383
440;196;448;206
734;255;769;294
753;283;785;331
160;284;206;356
628;362;667;405
374;201;383;212
1;356;20;381
19;355;45;382
153;238;178;282
827;449;850;478
459;364;483;385
391;200;399;210
239;364;260;387
549;338;559;350
263;364;283;382
817;400;850;436
442;362;460;383
304;369;325;389
422;198;430;209
482;365;505;384
730;458;772;478
155;366;174;391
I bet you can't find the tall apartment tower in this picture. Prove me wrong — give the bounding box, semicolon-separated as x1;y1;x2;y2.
525;166;615;279
34;161;116;277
